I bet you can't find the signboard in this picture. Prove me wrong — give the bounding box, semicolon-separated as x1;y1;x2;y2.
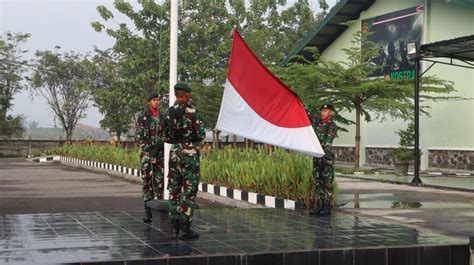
362;5;424;80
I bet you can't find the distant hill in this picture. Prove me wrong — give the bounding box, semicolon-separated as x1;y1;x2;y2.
25;123;110;140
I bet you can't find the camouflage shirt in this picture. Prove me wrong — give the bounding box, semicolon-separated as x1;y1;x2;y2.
306;107;338;160
313;117;337;160
163;100;205;151
135;108;165;153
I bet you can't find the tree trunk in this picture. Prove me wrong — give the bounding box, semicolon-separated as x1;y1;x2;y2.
116;131;122;144
232;135;237;149
354;96;361;172
65;128;73;143
212;131;217;149
215;130;221;149
212;130;221;149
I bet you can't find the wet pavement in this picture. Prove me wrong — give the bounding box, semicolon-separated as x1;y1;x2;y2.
0;158;223;215
1;158;472;264
338;173;474;191
0;209;470;265
337;177;474;239
338;192;473;209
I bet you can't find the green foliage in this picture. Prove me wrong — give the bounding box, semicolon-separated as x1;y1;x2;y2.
49;144;140;169
201;146;312;201
191;83;223;128
86;49;135;141
201;146;338;206
0;32;30;114
91;0;321;130
0;114;24;139
397;122;415;149
90;1;172;139
0;32;29;139
392;122;419;161
31;49;91;141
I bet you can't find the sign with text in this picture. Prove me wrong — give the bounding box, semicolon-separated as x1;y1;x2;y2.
362;5;424;80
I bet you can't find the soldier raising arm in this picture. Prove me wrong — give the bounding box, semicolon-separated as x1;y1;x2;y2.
308;103;338;216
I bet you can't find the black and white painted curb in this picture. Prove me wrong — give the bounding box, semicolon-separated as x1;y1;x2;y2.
55;156;305;211
198;183;306;210
31;156;61;163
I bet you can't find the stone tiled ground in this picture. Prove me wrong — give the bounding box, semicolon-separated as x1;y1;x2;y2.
0;209;469;265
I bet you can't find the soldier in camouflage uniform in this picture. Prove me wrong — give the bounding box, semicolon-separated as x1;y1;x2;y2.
135;91;165;223
163;82;205;239
308;103;337;216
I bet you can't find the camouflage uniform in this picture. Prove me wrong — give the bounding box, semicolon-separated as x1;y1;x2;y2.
309;112;337;208
163;100;205;223
136;108;165;201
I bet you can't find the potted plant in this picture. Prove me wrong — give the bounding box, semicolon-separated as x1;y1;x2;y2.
392;123;417;176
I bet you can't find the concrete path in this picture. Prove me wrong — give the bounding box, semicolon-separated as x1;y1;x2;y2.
0;158;223;215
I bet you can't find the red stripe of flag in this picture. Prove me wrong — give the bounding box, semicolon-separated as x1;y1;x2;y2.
227;30;311;128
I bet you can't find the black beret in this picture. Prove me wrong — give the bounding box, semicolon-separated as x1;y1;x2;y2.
147;91;159;101
174;82;192;93
320;103;334;110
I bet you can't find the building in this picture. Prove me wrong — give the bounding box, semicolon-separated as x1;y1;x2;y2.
282;0;474;171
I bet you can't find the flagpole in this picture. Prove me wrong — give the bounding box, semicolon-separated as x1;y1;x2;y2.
164;0;178;200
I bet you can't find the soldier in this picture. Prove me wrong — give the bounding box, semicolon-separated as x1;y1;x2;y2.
135;91;165;223
163;82;205;240
309;103;338;216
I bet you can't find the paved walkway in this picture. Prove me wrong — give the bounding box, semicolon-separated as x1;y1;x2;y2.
0;158;222;215
338;172;474;192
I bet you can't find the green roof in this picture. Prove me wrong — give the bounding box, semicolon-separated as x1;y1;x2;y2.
278;0;375;66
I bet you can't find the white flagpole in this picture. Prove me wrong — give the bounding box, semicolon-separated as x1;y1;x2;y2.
164;0;178;199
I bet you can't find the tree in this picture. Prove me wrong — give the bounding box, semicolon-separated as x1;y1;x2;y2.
92;0;171;115
0;32;30;115
274;30;455;171
0;32;30;138
0;114;24;139
31;49;91;141
87;49;135;142
393;122;417;162
91;0;321;144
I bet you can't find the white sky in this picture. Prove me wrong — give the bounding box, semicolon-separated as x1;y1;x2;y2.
1;0;335;128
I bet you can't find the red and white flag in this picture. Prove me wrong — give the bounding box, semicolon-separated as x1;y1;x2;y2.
216;30;324;157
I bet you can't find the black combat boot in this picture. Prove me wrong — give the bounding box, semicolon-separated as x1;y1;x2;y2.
318;202;332;216
309;201;324;215
142;202;152;223
171;219;180;239
180;221;199;240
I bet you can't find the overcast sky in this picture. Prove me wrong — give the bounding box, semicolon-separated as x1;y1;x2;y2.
1;0;334;128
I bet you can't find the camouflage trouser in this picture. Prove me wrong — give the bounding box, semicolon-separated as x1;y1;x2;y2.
313;157;334;207
167;146;200;223
140;150;164;201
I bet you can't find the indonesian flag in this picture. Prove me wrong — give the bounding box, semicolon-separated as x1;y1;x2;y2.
216;30;324;157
